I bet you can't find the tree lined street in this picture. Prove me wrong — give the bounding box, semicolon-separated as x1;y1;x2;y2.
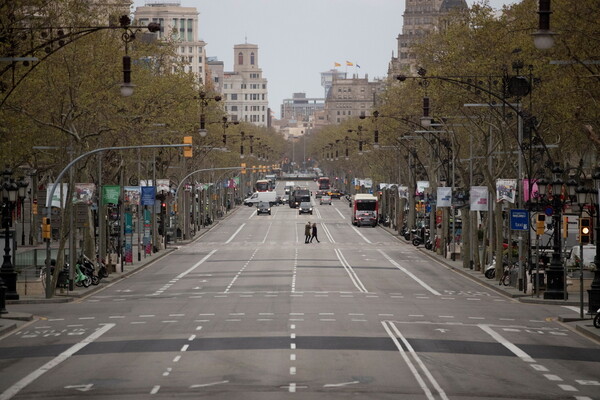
1;180;599;399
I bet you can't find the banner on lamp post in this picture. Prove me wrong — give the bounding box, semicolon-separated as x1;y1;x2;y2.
437;187;452;207
496;179;517;203
141;186;156;206
470;186;489;211
398;186;409;199
101;185;120;205
124;186;141;206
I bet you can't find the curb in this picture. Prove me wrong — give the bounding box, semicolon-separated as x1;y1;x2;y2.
0;321;17;336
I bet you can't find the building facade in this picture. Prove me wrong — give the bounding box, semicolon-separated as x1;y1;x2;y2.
389;0;467;75
281;93;324;122
134;0;208;84
323;74;385;125
221;43;269;127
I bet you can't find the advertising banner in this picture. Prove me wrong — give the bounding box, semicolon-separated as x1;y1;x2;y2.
416;181;430;195
523;179;538;202
398;186;409;199
73;183;95;205
102;185;120;205
141;186;156;206
470;186;489;211
124;212;133;263
46;183;69;208
143;209;152;255
496;179;517;203
156;179;170;194
437;187;452;207
124;186;141;206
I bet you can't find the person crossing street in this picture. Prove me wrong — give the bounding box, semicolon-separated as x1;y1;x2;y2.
310;222;320;243
304;221;312;243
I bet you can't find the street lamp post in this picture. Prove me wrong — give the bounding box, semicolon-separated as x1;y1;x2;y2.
587;167;600;314
1;168;20;305
537;164;568;300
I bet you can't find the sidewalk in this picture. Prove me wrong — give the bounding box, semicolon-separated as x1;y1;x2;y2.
383;226;600;343
0;206;240;335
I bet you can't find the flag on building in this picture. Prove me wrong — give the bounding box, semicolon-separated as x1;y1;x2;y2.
334;62;341;67
346;61;353;66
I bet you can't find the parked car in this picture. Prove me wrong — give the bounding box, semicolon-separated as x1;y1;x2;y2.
320;195;332;205
256;201;271;215
298;201;313;215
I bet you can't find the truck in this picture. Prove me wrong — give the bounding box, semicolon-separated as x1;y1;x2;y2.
244;191;278;207
289;187;310;208
352;193;378;227
284;181;295;196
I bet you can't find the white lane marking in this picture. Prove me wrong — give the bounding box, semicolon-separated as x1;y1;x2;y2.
558;384;577;392
180;344;189;352
289;382;296;393
224;247;259;293
562;306;580;313
248;210;256;219
324;381;360;388
150;385;160;395
188;335;196;341
478;324;535;363
381;321;441;400
335;208;346;219
176;249;217;280
576;380;600;386
290;354;296;361
531;364;549;372
226;223;246;243
335;248;368;293
379;250;441;296
321;223;335;243
544;374;562;381
173;355;181;362
351;225;372;243
190;380;229;389
0;324;115;400
290;367;296;375
262;222;273;243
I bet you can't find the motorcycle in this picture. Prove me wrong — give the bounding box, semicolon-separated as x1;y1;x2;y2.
412;228;430;247
594;307;600;329
484;258;497;279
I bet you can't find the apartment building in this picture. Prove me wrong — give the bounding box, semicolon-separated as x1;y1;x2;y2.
134;0;207;84
389;0;467;75
323;74;385;124
221;43;269;127
281;93;324;122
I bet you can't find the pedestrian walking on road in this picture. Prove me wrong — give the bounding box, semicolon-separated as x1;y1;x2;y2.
310;223;320;243
304;221;311;243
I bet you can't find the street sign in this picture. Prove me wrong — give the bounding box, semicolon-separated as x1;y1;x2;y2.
510;209;529;231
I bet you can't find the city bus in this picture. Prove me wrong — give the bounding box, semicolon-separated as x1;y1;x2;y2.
351;193;378;227
318;176;331;191
255;179;270;192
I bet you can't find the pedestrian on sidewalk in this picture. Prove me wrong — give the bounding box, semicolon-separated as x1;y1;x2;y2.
310;222;320;243
304;221;311;243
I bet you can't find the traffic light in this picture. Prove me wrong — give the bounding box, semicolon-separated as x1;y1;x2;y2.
536;214;545;235
241;163;246;174
579;217;591;244
183;136;193;158
222;134;227;145
42;217;51;240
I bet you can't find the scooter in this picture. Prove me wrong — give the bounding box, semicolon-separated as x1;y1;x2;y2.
594;307;600;329
412;229;430;247
484;258;497;279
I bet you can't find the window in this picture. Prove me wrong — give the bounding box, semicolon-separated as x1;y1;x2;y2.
238;52;243;65
214;77;219;83
231;106;238;111
231;94;238;100
187;19;193;41
189;46;193;53
250;52;255;65
198;56;202;63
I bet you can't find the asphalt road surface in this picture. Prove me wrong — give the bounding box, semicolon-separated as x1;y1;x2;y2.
1;180;599;399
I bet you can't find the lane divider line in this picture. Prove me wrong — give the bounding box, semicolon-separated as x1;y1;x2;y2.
0;323;115;400
335;248;368;293
378;250;441;296
351;225;372;243
175;249;218;280
226;223;246;243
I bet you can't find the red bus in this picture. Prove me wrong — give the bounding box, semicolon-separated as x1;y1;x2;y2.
318;177;330;190
255;179;270;192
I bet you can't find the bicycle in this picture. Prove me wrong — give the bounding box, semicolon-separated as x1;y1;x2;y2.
500;262;518;286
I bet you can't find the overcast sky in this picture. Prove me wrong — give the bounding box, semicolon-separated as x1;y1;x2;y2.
132;0;518;119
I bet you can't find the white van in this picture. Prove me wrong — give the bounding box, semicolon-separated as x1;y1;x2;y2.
284;181;294;195
566;245;597;269
244;191;278;206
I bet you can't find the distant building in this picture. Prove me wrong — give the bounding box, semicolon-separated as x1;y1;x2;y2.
221;43;269;127
321;69;347;98
389;0;468;76
281;93;324;122
134;0;208;84
323;74;385;125
206;56;224;93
